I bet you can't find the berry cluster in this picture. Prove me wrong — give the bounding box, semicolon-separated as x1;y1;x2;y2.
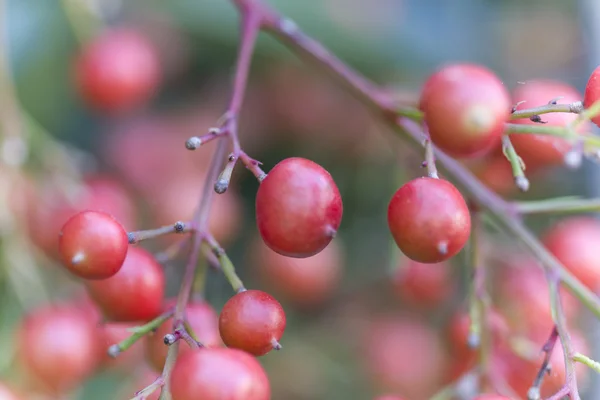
6;1;600;400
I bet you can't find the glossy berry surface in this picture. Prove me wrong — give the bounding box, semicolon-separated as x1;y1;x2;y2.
584;65;600;127
17;304;100;393
146;300;222;371
250;236;343;309
419;63;510;157
388;177;471;263
75;28;160;113
170;348;271;400
542;217;600;292
511;80;587;166
219;290;286;356
58;210;128;279
255;157;343;258
85;246;164;322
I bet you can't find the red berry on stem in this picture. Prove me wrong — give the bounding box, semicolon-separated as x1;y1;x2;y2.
58;210;128;279
85;246;164;322
542;217;600;292
75;28;160;113
170;348;271;400
584;65;600;127
219;290;286;356
511;80;587;166
16;304;100;393
146;299;222;372
249;236;343;309
419;63;511;158
388;177;471;263
255;157;343;258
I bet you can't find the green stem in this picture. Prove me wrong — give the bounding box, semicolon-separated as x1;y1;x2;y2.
204;233;245;293
510;102;583;120
108;310;174;357
572;352;600;374
396;107;424;121
514;197;600;215
501;135;529;192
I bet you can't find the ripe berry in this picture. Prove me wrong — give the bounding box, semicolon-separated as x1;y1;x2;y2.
584;65;600;127
495;257;579;342
391;258;453;308
249;236;343;309
512;80;587;166
419;63;511;157
219;290;286;356
146;299;222;372
542;217;600;292
388;177;471;263
363;317;448;399
170;348;271;400
58;210;128;279
75;28;160;113
16;304;100;393
27;175;136;261
85;246;164;322
255;157;343;258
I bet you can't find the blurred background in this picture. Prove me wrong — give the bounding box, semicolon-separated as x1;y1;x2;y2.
1;0;600;399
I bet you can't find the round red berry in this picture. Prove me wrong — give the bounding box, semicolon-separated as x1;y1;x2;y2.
58;210;128;279
388;177;471;263
85;246;164;322
584;65;600;127
17;304;100;393
219;290;286;356
419;63;510;157
170;348;271;400
75;28;160;113
391;258;453;308
542;217;600;292
255;157;343;258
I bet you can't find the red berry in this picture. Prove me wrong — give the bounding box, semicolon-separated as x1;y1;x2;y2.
27;175;136;261
16;304;100;393
584;65;600;127
170;348;271;400
249;236;343;309
75;28;160;113
542;217;600;292
255;157;343;258
219;290;286;356
419;63;510;157
512;80;587;166
363;317;448;399
85;246;164;322
391;258;453;308
495;257;579;342
387;177;471;263
58;210;128;279
145;299;222;372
